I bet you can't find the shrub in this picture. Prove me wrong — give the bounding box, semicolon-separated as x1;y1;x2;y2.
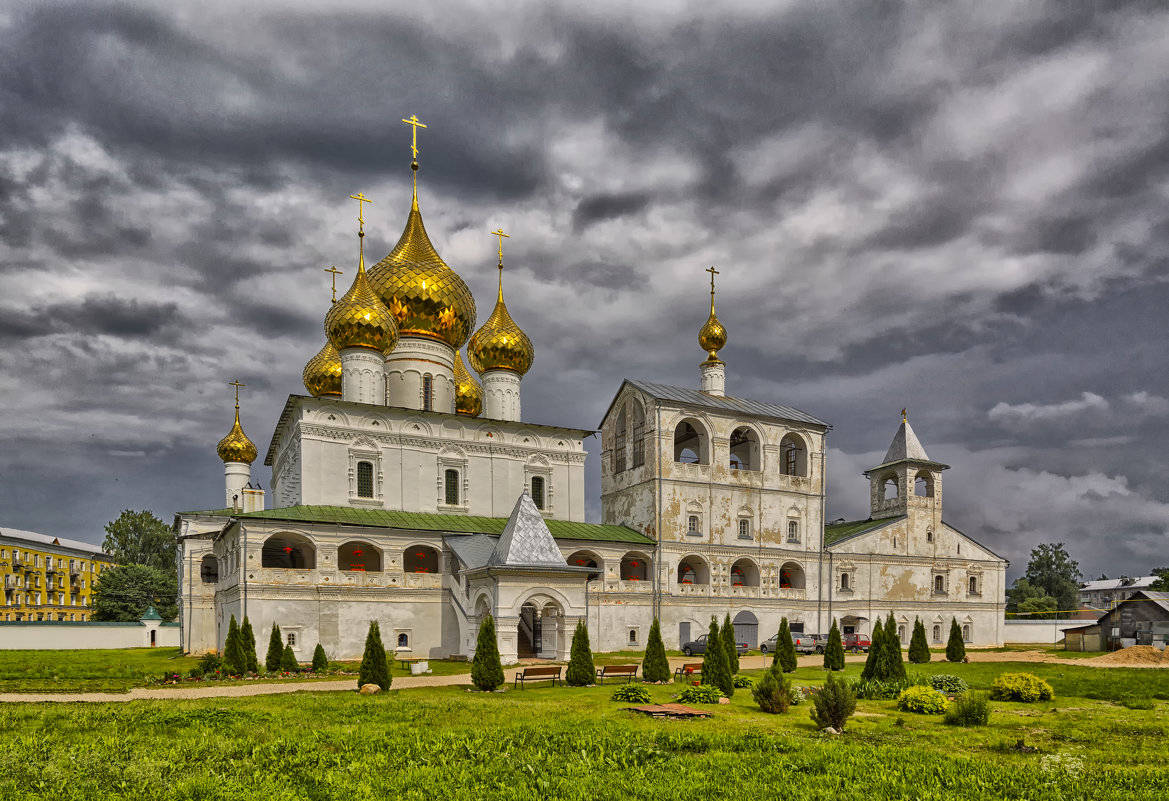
188;667;204;679
240;616;259;674
823;618;845;671
752;666;793;714
266;623;284;673
357;620;391;691
701;616;734;697
929;674;969;694
312;643;328;672
565;619;596;687
197;652;222;674
721;614;740;676
946;618;966;663
471;615;504;691
897;685;950;715
790;687;805;705
223;615;246;675
732;674;754;688
774;617;797;673
677;684;724;704
944;691;991;726
641;618;671;683
850;678;908;700
810;672;857;731
281;644;300;673
908;617;930;664
990;672;1054;703
611;683;651;703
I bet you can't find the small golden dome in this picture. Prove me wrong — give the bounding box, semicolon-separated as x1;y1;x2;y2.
303;340;342;397
468;270;534;376
699;311;727;363
325;251;399;354
453;349;483;417
217;407;258;464
368;204;477;349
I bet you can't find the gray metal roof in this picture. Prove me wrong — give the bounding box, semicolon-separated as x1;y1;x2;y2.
619;379;828;428
489;492;568;568
445;533;498;570
0;526;110;556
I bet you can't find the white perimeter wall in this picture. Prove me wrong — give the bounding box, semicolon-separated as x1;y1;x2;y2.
1003;619;1086;644
0;623;180;650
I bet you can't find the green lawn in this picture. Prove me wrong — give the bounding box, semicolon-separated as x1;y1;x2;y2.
1;658;1167;799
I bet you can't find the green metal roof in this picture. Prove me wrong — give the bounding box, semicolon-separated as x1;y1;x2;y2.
180;505;654;545
823;516;905;546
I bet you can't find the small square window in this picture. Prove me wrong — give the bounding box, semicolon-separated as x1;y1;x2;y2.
286;632;297;647
738;519;751;539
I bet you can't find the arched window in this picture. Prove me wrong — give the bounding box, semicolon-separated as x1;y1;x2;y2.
926;530;933;543
840;572;850;590
444;469;459;506
628;629;638;645
613;407;627;473
729;427;758;471
969;576;979;596
631;400;646;467
620;553;649;581
933;624;941;642
422;375;433;412
531;476;546;510
404;545;439;574
568;551;603;580
779;434;807;476
338;541;382;572
962;624;971;642
398;633;409;648
915;471;934;497
200;555;218;583
261;534;316;569
738;519;750;539
897;625;905;642
357;461;374;498
787;521;799;543
934;575;945;594
673;420;707;464
880;473;899;501
687;515;700;535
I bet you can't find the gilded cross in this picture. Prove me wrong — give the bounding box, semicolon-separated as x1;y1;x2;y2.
349;193;372;232
706;265;720;295
401;114;427;160
324;266;343;302
228;380;245;408
901;408;908;423
491;228;510;265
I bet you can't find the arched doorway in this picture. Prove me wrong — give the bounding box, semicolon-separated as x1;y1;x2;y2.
518;595;564;659
732;610;759;649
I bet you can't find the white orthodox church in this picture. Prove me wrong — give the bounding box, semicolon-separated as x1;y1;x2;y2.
176;129;1007;662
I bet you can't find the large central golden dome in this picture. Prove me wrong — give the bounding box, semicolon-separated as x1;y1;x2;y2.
367;198;476;349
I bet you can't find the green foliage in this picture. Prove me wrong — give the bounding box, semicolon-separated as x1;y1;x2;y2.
860;619;884;681
946;618;966;663
265;624;283;673
881;612;907;681
810;671;857;731
1018;593;1059;618
471;615;504;692
312;644;328;672
732;674;754;688
102;509;178;573
610;683;651;703
677;684;724;704
641;618;670;683
929;674;969;694
197;652;222;675
721;613;740;675
752;666;792;713
357;620;391;691
773;617;797;673
897;685;950;714
1022;542;1083;613
908;617;930;663
823;618;845;671
91;564;178;622
566;619;596;687
222;615;246;676
281;645;299;673
1005;578;1058;618
850;674;926;700
700;616;733;697
944;691;991;726
1150;568;1169;592
990;672;1055;702
240;617;259;674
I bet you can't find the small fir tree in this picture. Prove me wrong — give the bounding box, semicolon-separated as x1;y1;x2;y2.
908;617;931;663
240;616;259;674
312;643;329;672
223;614;246;675
773;617;798;673
701;616;734;697
357;620;391;691
752;664;793;713
721;613;740;676
471;615;504;691
281;644;300;673
810;671;857;731
860;619;884;682
641;618;671;682
823;618;845;671
266;623;284;673
566;619;596;686
882;612;907;681
946;617;967;663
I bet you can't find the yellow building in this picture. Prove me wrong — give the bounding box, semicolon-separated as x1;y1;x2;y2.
0;527;114;622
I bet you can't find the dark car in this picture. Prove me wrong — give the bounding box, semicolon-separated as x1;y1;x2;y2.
681;634;749;657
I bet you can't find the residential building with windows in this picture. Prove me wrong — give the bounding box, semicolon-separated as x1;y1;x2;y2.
0;527;113;622
1078;576;1160;610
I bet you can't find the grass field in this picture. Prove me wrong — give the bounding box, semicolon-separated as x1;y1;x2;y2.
1;654;1167;799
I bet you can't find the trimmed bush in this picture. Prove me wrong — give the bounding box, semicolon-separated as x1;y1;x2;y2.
700;616;733;697
732;674;754;688
946;618;966;663
266;623;284;673
223;615;246;676
641;618;671;683
810;672;857;731
240;617;259;674
721;614;740;676
945;691;991;726
610;683;651;703
929;674;969;694
357;620;391;691
752;666;793;714
823;618;845;671
908;617;930;664
773;617;797;674
897;685;950;715
566;619;596;687
990;672;1054;702
312;643;328;672
677;684;724;704
281;644;300;673
471;615;504;691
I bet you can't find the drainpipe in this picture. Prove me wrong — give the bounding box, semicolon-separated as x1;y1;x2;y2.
818;436;828;633
655;403;663;623
241;522;248;621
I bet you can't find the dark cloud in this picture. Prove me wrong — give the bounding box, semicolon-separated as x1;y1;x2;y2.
573;192;651;232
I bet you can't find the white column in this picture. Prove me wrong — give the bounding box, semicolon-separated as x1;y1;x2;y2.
224;461;250;510
384;336;455;411
482;369;522;421
340;348;385;404
700;361;725;396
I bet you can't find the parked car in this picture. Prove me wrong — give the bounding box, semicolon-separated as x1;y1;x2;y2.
759;633;825;654
841;633;871;652
681;634;749;657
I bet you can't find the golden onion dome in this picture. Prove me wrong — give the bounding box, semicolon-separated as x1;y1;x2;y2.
699;310;727;363
217;407;258;464
468;269;534;376
302;340;342;397
453;349;483;416
367;195;477;349
325;248;399;355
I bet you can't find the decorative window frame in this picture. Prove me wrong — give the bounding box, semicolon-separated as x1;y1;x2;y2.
685;502;703;538
736;507;754;540
836;560;856;593
525;457;553;516
348;437;383;507
932;570;950;596
283;625;303;653
785;506;802;544
394;629;413;652
967;568;983;597
437;447;469;513
627;626;639;646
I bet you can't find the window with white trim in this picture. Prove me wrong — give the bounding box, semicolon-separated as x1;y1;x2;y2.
738;519;750;539
787;521;799;543
357;461;374;498
444;469;460;506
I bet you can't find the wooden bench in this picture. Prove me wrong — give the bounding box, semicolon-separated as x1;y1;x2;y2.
397;657;421;670
514;665;562;689
596;664;639;684
673;662;703;682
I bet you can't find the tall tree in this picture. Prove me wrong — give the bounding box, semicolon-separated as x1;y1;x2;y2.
881;612;907;681
240;616;259;673
471;615;504;691
223;615;246;675
357;620;390;690
102;510;178;574
773;617;797;673
91;564;177;622
908;617;930;664
1023;543;1083;613
1149;567;1169;592
266;623;284;672
700;616;733;697
946;617;967;663
823;618;845;671
641;618;671;683
566;619;596;686
860;618;884;682
721;613;740;675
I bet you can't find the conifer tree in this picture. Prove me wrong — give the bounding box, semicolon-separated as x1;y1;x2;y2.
357;620;391;691
823;618;845;671
860;619;884;682
281;643;300;673
882;612;907;681
223;614;246;675
946;617;967;663
471;615;504;691
266;623;284;673
312;643;329;672
240;616;259;674
566;619;596;686
641;618;670;682
701;616;734;697
908;617;931;663
773;617;797;673
721;613;740;675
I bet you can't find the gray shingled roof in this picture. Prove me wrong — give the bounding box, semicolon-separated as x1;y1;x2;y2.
884;420;930;463
490;492;568;567
617;379;828;428
445;533;498;570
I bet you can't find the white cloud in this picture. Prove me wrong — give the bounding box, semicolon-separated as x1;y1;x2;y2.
1122;391;1169;416
987;392;1109;426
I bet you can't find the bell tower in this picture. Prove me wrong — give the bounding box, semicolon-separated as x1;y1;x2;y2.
864;412;948;526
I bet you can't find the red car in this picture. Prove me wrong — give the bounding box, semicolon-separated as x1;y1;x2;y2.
841;633;871;653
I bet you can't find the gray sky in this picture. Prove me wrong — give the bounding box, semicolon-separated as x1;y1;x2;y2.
1;1;1166;580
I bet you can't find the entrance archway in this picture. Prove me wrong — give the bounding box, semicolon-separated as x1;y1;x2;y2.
518;594;565;659
732;610;759;648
